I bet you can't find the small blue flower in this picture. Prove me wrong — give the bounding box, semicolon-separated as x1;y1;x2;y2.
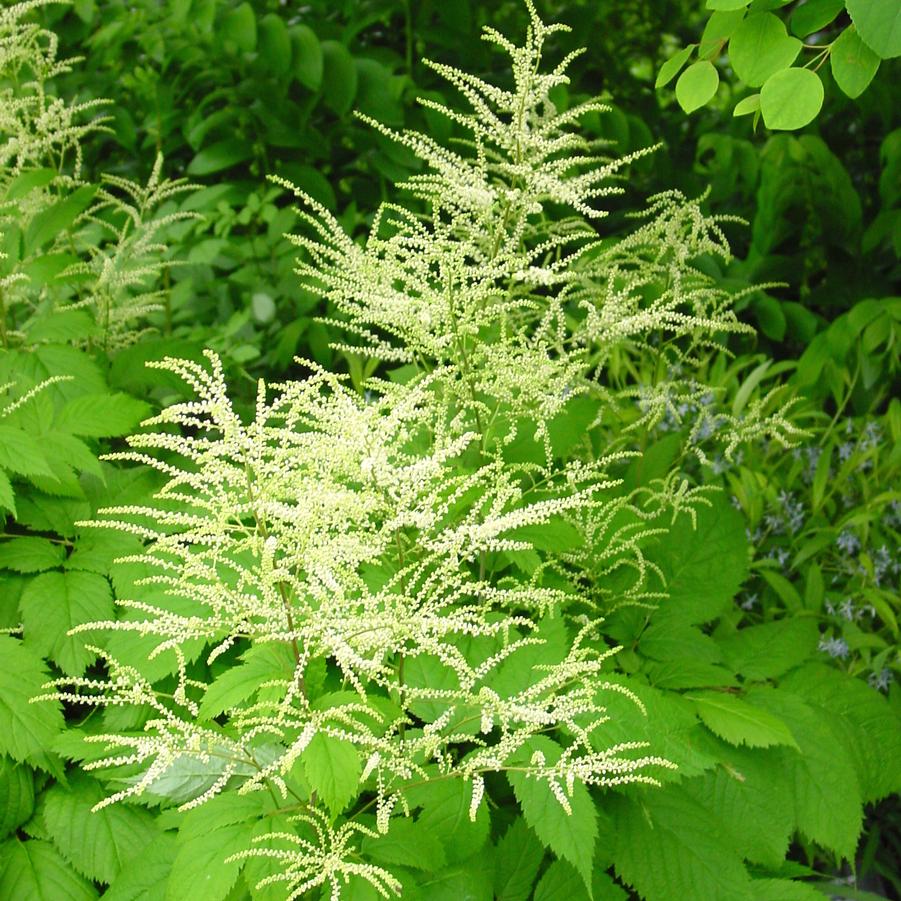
836;529;860;556
818;635;850;659
868;668;893;692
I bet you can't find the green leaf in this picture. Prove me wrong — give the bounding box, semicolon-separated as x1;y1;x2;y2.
675;61;720;113
302;732;361;817
718;618;819;680
220;2;256;53
655;45;695;89
707;0;750;8
760;68;824;130
493;817;544;901
690;691;799;749
360;816;446;871
0;427;55;478
0;471;14;515
508;736;597;892
683;743;794;869
534;860;586;901
790;0;844;37
746;686;863;859
729;13;801;87
410;778;490;864
779;664;901;801
42;772;161;884
257;13;291;76
610;786;754;901
639;622;723;664
103;834;177;901
320;40;358;115
419;854;494;901
0;537;65;573
0;635;63;769
831;27;881;98
289;24;323;90
729;12;801;88
4;168;56;200
25;310;97;343
0;839;97;901
733;93;761;116
649;494;748;625
187;140;253;177
20;570;114;675
700;10;747;56
198;645;293;721
846;0;901;58
24;185;97;255
750;879;822;900
167;793;265;901
55;393;150;438
0;758;34;839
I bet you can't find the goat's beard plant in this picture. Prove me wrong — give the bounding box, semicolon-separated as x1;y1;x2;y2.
43;4;799;899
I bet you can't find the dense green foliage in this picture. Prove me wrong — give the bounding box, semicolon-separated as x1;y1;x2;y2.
0;1;898;900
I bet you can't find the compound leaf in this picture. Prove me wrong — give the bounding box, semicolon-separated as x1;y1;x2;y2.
508;736;597;892
42;772;161;884
20;570;114;675
0;838;97;901
0;637;64;769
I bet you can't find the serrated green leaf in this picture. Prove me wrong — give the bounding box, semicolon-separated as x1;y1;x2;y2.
846;0;901;58
24;184;97;255
746;686;863;859
684;742;793;869
21;570;114;675
760;68;824;130
650;494;748;625
0;637;64;768
418;853;494;901
55;393;150;438
675;61;720;113
729;13;801;87
0;838;98;900
719;618;819;680
302;732;361;817
780;664;901;801
508;736;596;892
42;772;161;884
410;778;490;864
592;677;717;779
103;833;177;901
639;622;723;664
0;537;65;573
167;793;266;901
690;691;798;749
610;786;754;901
0;427;55;479
360;816;446;871
831;27;881;98
534;859;586;901
493;817;544;901
0;757;34;839
655;45;695;89
751;878;824;900
0;470;14;515
198;646;292;721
